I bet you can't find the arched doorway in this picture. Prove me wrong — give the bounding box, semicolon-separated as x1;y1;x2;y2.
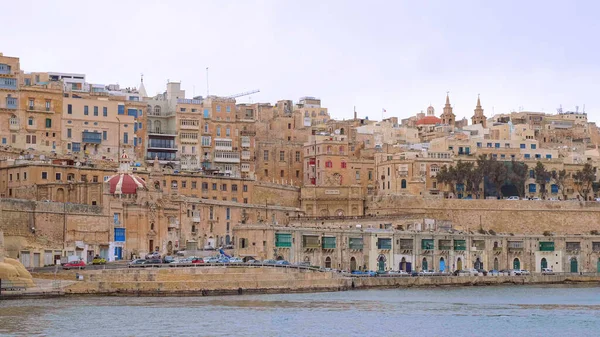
541;258;548;270
439;257;446;272
456;258;462;271
401;179;407;189
377;255;386;272
513;258;520;270
167;241;173;255
400;257;407;271
474;257;482;270
494;258;499;271
570;257;578;273
422;257;428;271
350;257;357;271
325;256;332;269
276;255;284;261
56;188;65;202
320;209;329;216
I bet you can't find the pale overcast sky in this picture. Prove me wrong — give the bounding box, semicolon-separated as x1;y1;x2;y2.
4;0;600;122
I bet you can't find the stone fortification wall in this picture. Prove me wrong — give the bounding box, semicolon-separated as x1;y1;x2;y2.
0;199;107;259
368;196;600;234
253;182;300;208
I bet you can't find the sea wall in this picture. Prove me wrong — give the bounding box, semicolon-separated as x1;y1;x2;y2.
30;267;600;297
368;197;600;234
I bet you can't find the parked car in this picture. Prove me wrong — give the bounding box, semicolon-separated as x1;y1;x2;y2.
63;260;86;270
541;268;555;275
228;257;243;263
458;269;479;276
476;269;488;276
547;197;560;201
275;260;290;265
176;250;186;257
217;257;230;263
262;259;278;265
191;257;204;264
144;259;162;266
387;270;408;276
92;255;106;265
509;269;521;276
365;271;377;277
488;269;500;276
163;256;175;264
128;259;146;268
145;252;161;259
247;259;261;264
203;257;219;264
506;196;520;200
351;270;365;275
519;269;531;276
418;270;435;276
294;261;311;267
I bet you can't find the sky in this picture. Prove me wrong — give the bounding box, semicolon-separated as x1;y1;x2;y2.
4;0;600;122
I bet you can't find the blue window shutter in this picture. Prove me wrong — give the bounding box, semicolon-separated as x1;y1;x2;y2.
134;137;137;146
118;105;125;115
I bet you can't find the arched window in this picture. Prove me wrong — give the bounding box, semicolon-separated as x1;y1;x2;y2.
147;120;152;131
154;105;161;114
304;111;309;117
9;114;18;126
325;256;332;269
325;160;332;168
401;179;407;189
422;257;428;271
326;146;332;154
216;126;221;136
341;161;347;169
154;120;161;133
150;222;155;231
339;146;344;154
340;128;345;135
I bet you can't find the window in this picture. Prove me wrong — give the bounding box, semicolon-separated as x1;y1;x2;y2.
103;131;107;140
295;151;300;162
212;183;217;190
42;171;48;179
524;154;530;159
520;144;526;149
355;170;360;180
325;160;332;168
226;106;231;113
118;105;125;115
202;182;208;190
68;104;72;114
28;99;34;109
209;206;214;220
84;105;89;115
226;127;230;137
103;107;107;117
203;109;210;118
93;106;98;116
368;171;373;180
476;142;482;148
263;150;269;161
341;161;347;168
280;170;284;177
243;184;248;192
280;151;285;161
67;128;72;138
45;118;52;128
123;132;128;144
232;184;238;191
216;105;221;112
226;207;231;220
28;117;34;126
222;184;227;191
243;198;248;204
531;144;536;149
216;126;221;136
529;183;536;193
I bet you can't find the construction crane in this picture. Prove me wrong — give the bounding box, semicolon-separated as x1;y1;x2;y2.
225;89;260;99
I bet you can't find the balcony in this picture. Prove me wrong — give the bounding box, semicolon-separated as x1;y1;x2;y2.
192;212;200;223
275;233;292;248
181;137;198;144
214;139;233;151
539;242;555;252
322;237;336;249
454;240;466;251
240;130;256;137
148;139;177;150
214;151;240;163
302;235;320;249
180;123;199;130
148;129;177;136
439;240;452;250
377;239;392;250
349;238;363;250
9;123;19;131
399;239;413;250
82;131;102;144
0;83;17;90
507;241;524;250
241;165;250;172
241;151;251;160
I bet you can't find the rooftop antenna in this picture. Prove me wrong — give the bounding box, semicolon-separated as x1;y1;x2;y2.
557;105;563;114
583;104;585;113
576;105;579;113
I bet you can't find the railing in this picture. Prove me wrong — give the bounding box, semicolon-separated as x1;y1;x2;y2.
0;279;30;291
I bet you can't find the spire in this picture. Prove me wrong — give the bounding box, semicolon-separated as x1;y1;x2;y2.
445;91;450;106
476;94;481;108
138;73;147;97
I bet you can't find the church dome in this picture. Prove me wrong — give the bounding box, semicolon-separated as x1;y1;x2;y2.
107;173;146;195
416;116;442;125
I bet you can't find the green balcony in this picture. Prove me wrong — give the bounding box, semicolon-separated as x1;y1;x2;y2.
322;237;337;249
421;239;434;250
349;238;363;250
539;242;555;252
302;236;320;249
378;238;392;250
454;240;466;251
275;233;292;248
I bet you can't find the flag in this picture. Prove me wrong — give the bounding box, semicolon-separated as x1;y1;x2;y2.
382;108;386;113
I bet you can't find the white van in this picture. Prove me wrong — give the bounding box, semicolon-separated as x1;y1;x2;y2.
541;268;555;275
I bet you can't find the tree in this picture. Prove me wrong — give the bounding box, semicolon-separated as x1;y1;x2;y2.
465;164;483;198
488;159;508;199
509;161;528;198
533;162;551;198
573;163;596;201
435;165;455;196
552;169;568;200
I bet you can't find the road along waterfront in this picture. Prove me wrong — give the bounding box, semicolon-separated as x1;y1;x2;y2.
0;285;599;337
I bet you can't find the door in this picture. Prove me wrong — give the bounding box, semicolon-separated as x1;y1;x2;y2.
87;250;94;263
400;257;406;271
513;258;520;270
406;262;412;272
597;258;600;273
44;251;53;266
378;259;385;272
422;258;428;271
20;252;31;268
350;257;357;271
570;258;578;273
457;258;462;271
439;257;446;272
114;247;122;260
494;258;499;271
474;258;481;270
33;253;41;268
541;258;547;270
325;257;332;269
149;240;154;252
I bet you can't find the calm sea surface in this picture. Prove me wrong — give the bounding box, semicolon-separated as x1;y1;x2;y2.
1;285;599;337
